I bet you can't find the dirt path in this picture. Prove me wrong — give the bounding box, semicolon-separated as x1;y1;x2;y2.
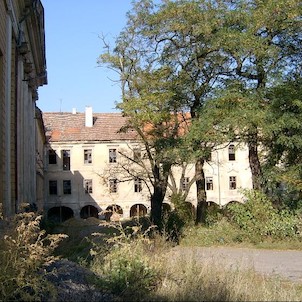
172;246;302;283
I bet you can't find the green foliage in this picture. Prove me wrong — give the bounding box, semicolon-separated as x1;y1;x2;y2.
227;190;301;242
90;223;163;301
0;210;66;301
181;218;249;247
161;193;196;242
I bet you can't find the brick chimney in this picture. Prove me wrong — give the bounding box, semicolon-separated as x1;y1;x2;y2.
85;106;93;127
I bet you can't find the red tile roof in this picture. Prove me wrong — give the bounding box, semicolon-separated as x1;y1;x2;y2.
43;112;138;142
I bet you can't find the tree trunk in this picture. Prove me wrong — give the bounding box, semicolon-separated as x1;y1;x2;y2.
248;135;263;191
195;157;207;224
150;186;164;229
150;163;170;230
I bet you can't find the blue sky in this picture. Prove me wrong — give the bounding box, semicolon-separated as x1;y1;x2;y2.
37;0;135;113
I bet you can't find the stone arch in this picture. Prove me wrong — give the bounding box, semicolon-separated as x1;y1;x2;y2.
47;206;74;223
130;204;147;218
80;205;99;219
223;200;242;217
105;204;123;222
224;200;241;209
207;200;220;210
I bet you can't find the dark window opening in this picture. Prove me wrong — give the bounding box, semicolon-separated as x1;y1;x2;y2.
49;180;57;195
48;150;57;164
63;180;71;194
62;150;70;170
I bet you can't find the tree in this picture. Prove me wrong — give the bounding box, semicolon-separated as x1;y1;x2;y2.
99;1;189;227
263;75;302;207
132;0;237;223
218;0;302;190
99;0;302;226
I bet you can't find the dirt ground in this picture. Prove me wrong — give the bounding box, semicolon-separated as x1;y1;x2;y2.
171;246;302;283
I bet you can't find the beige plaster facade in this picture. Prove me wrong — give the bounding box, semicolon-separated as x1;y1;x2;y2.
43;108;253;222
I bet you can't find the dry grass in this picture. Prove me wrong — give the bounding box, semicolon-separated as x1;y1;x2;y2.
149;253;302;301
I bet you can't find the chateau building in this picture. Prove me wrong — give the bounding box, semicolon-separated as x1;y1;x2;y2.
0;0;47;217
43;107;253;222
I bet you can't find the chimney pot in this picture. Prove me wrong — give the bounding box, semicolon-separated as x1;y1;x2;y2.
85;106;93;127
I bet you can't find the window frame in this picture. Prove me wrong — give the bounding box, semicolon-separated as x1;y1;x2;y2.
134;177;142;193
62;149;71;170
109;148;117;163
48;150;57;165
63;179;72;194
109;178;118;193
229;176;237;190
228;144;236;161
49;180;57;195
133;148;141;161
181;177;190;191
206;177;213;190
84;179;93;194
84;149;92;164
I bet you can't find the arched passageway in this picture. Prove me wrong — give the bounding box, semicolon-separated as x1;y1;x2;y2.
48;206;74;223
80;205;99;219
104;204;123;222
130;204;147;218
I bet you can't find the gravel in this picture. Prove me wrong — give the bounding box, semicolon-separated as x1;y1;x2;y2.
43;259;120;302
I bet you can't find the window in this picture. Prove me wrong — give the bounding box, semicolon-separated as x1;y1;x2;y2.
133;148;141;161
84;149;92;164
109;148;117;163
49;180;57;195
84;179;93;194
134;178;142;192
228;144;236;161
63;180;71;194
109;179;118;193
229;176;237;190
181;177;190;191
48;150;57;164
62;150;70;170
206;177;213;190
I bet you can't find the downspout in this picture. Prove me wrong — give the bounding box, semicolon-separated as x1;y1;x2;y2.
4;14;12;216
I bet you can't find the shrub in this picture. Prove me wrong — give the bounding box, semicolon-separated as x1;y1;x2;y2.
227;190;301;242
0;210;66;301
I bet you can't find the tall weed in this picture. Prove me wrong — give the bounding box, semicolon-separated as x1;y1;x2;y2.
90;223;168;301
0;210;66;301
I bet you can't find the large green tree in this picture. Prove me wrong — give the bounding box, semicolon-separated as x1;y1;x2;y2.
218;0;302;190
99;0;302;225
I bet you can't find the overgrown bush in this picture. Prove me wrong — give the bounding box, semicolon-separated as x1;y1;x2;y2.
0;209;66;301
90;223;166;301
162;194;196;242
227;190;301;242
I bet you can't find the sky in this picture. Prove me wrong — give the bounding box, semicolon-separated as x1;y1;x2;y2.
37;0;135;114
